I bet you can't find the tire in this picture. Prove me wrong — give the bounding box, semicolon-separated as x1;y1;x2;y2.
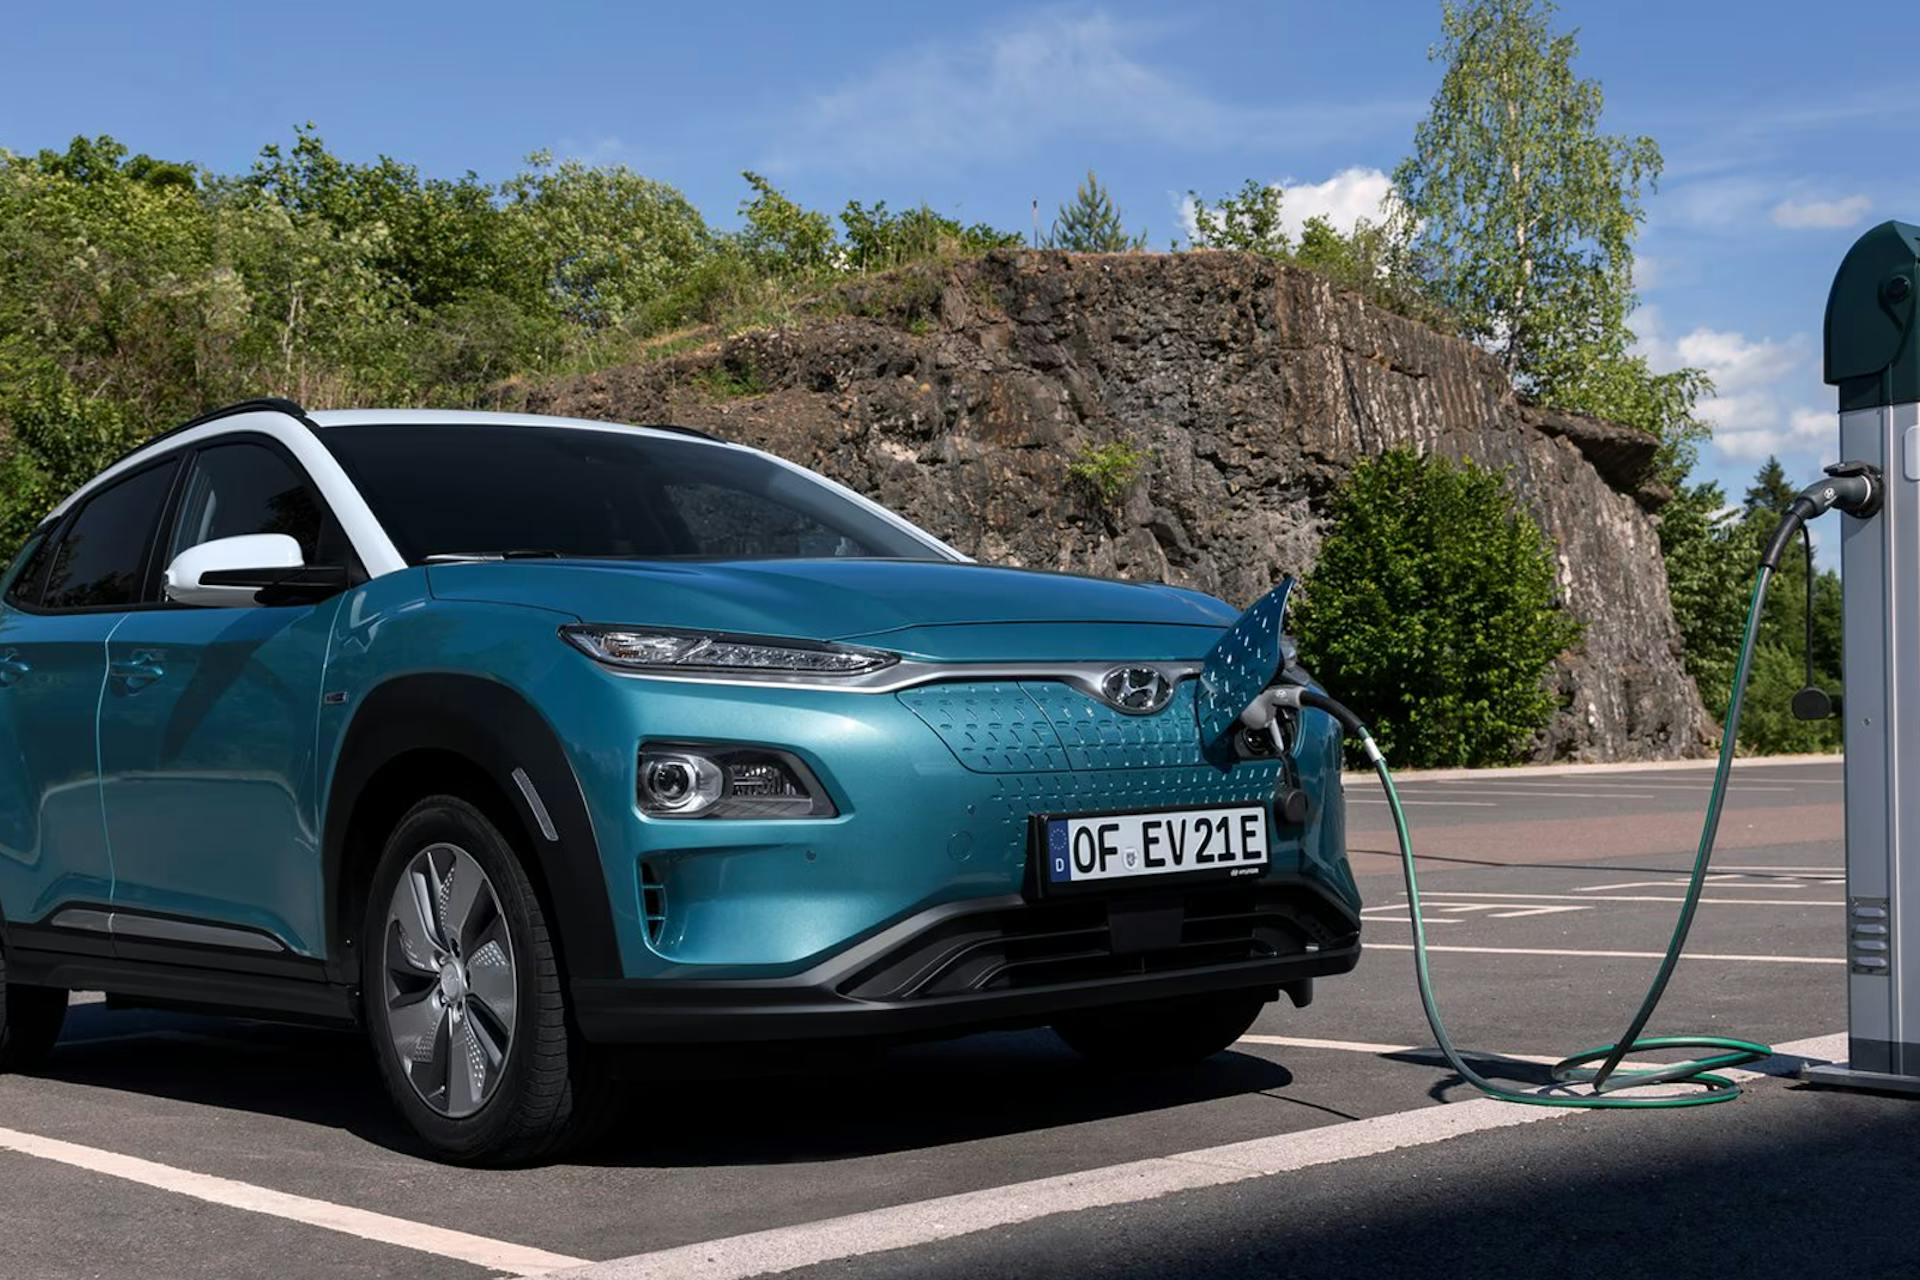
1054;991;1268;1069
362;795;606;1165
0;943;67;1073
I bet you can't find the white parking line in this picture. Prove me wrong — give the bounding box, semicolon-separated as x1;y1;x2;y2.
1366;942;1844;964
0;1126;588;1276
1398;787;1661;799
553;1035;1843;1280
1432;779;1798;794
549;1102;1575;1280
1573;876;1829;892
1413;889;1840;907
1348;798;1497;807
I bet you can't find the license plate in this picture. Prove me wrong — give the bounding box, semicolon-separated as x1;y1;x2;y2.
1041;805;1269;890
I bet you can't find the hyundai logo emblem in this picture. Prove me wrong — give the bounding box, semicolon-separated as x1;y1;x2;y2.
1099;666;1175;715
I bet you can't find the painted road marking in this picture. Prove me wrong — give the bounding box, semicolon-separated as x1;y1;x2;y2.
1367;942;1844;964
1396;787;1661;799
1360;908;1460;926
1432;779;1797;794
553;1037;1843;1280
1348;798;1497;807
1573;875;1836;892
1364;903;1588;922
1414;889;1840;907
551;1103;1576;1280
0;1126;587;1276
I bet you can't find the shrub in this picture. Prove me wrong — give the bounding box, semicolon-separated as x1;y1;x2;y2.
1734;642;1841;756
1293;448;1583;767
1068;441;1149;509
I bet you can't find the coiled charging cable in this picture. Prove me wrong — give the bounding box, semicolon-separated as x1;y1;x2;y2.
1247;464;1879;1107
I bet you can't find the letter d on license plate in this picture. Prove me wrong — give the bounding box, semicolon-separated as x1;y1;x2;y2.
1043;805;1269;889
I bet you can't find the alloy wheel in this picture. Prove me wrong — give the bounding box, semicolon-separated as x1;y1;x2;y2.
382;842;517;1118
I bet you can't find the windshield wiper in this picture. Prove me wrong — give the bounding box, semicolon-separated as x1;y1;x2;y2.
422;549;569;564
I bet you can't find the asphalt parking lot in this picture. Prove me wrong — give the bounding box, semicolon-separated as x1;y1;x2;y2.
6;755;1913;1280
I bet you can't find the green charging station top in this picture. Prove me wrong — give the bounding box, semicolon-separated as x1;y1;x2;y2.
1826;219;1920;411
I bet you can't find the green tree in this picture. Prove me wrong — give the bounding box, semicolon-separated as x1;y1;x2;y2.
1293;448;1582;767
736;172;837;276
1656;462;1842;753
1743;455;1796;517
1187;180;1290;257
840;200;1021;272
1050;170;1145;253
501;152;713;330
1393;0;1706;479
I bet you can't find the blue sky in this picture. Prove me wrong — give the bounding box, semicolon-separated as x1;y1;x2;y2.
7;0;1914;507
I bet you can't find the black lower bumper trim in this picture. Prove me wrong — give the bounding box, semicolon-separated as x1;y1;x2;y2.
573;878;1361;1045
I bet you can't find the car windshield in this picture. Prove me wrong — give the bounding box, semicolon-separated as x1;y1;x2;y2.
321;424;948;565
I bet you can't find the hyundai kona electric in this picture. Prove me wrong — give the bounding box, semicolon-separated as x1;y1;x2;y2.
0;399;1360;1163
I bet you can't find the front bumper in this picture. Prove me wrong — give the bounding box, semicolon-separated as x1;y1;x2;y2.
572;875;1360;1044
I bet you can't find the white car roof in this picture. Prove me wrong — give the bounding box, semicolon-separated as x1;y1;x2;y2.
41;404;968;570
305;409;720;442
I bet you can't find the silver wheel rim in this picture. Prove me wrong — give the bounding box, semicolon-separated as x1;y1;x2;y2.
383;843;517;1118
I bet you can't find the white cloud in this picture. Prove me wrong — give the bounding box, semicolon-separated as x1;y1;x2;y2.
776;11;1413;173
1178;167;1400;245
1770;194;1872;230
1633;312;1832;464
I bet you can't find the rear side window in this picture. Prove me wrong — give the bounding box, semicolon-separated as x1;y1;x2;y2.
3;531;53;608
167;441;325;564
40;460;181;611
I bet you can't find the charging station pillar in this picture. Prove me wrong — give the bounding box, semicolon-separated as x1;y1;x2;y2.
1807;219;1920;1093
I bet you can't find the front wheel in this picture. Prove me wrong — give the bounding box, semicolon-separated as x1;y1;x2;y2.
0;945;67;1072
362;796;605;1165
1054;991;1268;1069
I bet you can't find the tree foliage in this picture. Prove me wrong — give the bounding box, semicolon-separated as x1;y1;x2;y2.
1656;458;1842;754
1393;0;1707;481
1293;449;1583;767
1187;179;1444;327
1050;170;1145;253
0;131;1024;561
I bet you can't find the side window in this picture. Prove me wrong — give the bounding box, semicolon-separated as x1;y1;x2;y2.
40;460;181;611
3;530;53;608
167;441;326;565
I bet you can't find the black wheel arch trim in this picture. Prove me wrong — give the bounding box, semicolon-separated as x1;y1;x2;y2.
321;673;623;983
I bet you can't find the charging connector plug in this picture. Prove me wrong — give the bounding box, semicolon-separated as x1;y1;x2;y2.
1761;460;1882;570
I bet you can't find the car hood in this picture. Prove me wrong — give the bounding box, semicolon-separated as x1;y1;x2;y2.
426;558;1240;661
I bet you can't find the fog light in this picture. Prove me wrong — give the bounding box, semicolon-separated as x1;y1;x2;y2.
638;743;836;819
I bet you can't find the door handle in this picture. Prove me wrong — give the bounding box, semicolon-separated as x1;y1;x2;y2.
109;650;166;688
0;651;27;687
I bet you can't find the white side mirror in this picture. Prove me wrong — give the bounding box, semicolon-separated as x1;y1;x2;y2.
164;534;305;607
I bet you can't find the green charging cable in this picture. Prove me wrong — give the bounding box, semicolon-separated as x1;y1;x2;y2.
1302;562;1781;1106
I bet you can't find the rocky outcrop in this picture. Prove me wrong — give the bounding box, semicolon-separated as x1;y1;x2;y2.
519;250;1710;761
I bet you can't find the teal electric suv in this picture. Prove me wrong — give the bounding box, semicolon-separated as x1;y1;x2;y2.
0;399;1360;1163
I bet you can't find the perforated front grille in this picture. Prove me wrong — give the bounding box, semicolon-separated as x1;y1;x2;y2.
900;680;1286;870
899;679;1226;774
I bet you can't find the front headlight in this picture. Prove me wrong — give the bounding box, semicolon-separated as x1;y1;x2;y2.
562;625;898;677
639;743;836;818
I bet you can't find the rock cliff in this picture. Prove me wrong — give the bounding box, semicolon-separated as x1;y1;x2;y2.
518;250;1710;761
